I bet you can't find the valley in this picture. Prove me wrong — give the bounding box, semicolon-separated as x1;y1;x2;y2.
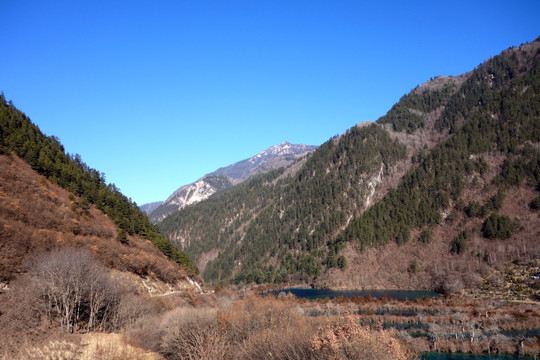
0;37;539;359
157;38;540;298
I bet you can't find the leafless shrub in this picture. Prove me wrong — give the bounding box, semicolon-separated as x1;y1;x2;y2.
236;320;316;360
31;248;120;333
125;310;164;354
159;307;228;360
114;293;160;329
310;315;408;360
13;339;82;360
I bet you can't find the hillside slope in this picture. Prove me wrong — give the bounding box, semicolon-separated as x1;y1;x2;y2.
0;94;199;285
160;38;540;292
140;201;163;214
0;153;196;290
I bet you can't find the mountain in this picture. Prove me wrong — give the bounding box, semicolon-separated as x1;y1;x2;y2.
0;153;193;288
140;201;163;214
159;38;540;292
148;142;316;223
0;98;206;355
0;95;199;283
211;142;318;180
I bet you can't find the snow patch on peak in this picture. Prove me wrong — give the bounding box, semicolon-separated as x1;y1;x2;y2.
150;141;317;223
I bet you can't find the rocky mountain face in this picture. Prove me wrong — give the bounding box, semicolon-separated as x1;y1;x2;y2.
159;38;540;291
212;142;318;180
0;151;200;293
140;201;162;214
148;142;316;223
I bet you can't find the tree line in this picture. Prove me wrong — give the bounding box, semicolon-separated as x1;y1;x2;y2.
0;94;197;274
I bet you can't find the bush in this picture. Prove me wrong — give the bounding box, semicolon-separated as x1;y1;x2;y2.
159;308;227;360
530;195;540;210
310;316;408;360
408;260;418;273
450;231;469;254
126;296;409;360
482;213;515;240
31;248;120;333
418;229;433;243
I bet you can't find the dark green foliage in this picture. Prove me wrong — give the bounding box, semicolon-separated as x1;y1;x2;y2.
482;213;515;240
408;259;418;273
531;195;540;210
341;42;540;251
378;82;456;133
466;201;483;217
117;229;128;244
484;189;506;212
495;149;540;187
450;231;469;254
435;46;523;133
159;168;285;280
227;124;405;283
162;124;406;284
336;255;347;270
417;229;433;243
466;189;506;218
0;94;197;275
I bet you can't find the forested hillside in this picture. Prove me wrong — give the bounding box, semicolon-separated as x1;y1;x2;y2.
0;96;197;275
160;38;540;290
148;142;316;223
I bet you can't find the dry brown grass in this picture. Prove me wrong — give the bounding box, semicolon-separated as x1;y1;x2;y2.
125;295;410;360
317;151;539;296
311;316;407;360
0;154;188;285
5;333;162;360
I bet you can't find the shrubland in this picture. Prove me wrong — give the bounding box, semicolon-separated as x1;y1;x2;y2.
1;249;411;359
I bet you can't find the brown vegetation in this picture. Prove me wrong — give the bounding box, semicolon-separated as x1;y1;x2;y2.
7;333;163;360
2;260;539;359
0;153;191;285
125;295;410;360
317;150;539;297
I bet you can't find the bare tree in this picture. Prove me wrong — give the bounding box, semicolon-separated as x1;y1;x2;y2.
31;248;119;333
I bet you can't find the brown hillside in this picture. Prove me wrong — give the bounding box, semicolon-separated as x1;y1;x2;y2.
319;150;540;296
0;153;191;289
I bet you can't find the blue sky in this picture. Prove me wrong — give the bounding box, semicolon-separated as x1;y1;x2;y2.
1;1;539;205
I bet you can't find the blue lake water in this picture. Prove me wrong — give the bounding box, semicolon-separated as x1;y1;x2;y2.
420;353;536;360
270;288;440;301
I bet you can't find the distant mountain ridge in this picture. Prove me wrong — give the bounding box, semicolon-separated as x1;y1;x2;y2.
212;142;317;180
140;201;162;214
0;93;199;283
147;142;316;223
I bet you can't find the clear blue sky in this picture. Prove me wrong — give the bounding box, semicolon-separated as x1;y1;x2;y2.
1;1;539;205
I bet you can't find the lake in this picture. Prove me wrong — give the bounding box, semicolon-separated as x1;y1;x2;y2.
420;353;537;359
270;288;440;301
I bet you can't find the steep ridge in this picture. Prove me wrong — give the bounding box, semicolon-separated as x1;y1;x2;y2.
160;38;540;290
0;153;196;290
140;201;163;214
148;142;316;223
0;95;199;284
0;97;205;358
149;175;233;223
211;142;317;179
